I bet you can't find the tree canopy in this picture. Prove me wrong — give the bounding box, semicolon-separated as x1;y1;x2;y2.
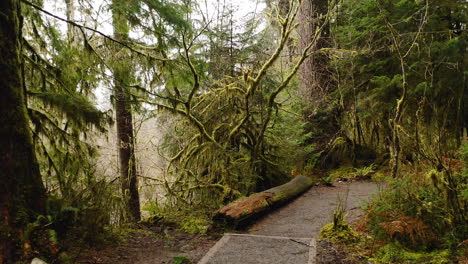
0;0;466;262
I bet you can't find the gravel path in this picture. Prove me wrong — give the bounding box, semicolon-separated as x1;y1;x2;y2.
199;181;380;264
248;181;380;238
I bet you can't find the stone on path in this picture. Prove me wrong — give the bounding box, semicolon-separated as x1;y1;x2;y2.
31;258;48;264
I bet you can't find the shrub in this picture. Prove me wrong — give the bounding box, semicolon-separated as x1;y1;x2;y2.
143;202;211;235
370;243;452;264
364;142;467;252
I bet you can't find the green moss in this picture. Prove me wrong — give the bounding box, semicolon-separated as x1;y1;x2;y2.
172;256;190;264
328;166;355;180
144;203;211;235
370;244;452;264
179;218;209;235
319;223;360;245
371;171;389;182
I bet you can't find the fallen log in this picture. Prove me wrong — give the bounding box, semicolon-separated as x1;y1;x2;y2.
214;175;314;227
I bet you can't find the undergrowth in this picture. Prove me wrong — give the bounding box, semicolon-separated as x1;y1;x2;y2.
318;142;467;263
370;243;452;264
357;142;468;263
143;201;212;235
24;178;124;263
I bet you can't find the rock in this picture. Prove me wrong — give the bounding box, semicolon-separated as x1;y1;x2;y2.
31;258;48;264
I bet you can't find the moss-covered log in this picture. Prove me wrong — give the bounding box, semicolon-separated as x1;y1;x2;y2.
214;176;314;227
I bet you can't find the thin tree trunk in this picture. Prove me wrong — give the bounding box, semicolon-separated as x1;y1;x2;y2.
115;82;141;221
65;0;81;46
390;58;406;178
112;0;141;222
0;0;46;261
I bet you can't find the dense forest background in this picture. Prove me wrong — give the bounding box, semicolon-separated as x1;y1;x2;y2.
0;0;466;263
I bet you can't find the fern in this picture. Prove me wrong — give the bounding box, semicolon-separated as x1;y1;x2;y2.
379;214;437;246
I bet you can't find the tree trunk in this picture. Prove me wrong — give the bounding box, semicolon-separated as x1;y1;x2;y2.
112;0;141;222
0;0;46;261
297;0;331;104
65;0;81;46
214;176;314;227
115;83;141;222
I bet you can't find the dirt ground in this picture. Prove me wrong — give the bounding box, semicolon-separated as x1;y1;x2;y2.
73;229;217;264
74;180;380;264
316;240;359;264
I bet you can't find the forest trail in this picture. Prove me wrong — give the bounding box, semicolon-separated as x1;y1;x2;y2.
198;181;380;264
77;181;380;264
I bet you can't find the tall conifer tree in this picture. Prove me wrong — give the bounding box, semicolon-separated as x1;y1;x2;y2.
0;0;46;261
112;0;141;222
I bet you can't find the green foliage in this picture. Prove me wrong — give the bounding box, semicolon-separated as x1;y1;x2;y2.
352;164;375;179
330;0;467;158
320;175;334;186
16;3;127;257
143;201;211;235
142;201;164;219
328;166;355;180
30;91;110;132
42;183;122;248
321;194;359;244
460;141;468;202
153;0;318;210
327;164;376;181
320;223;360;245
365;161;467;251
120;0;190;33
320;137;355;169
172;256;190;264
13;0;466;256
371;172;389;183
370;243;452;264
179;218;209;235
269;106;319;173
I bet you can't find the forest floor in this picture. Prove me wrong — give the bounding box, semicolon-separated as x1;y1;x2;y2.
75;180;380;263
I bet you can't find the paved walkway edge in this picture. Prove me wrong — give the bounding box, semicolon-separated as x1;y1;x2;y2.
197;233;316;264
308;238;316;264
198;235;232;264
227;233;313;240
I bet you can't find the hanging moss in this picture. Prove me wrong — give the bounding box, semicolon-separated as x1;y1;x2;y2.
0;0;46;261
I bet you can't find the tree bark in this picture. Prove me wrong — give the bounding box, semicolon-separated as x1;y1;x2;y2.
297;0;331;104
214;176;314;227
112;0;141;222
0;0;46;262
65;0;81;46
115;82;141;222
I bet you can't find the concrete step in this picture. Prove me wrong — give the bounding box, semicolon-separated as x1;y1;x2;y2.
198;233;316;264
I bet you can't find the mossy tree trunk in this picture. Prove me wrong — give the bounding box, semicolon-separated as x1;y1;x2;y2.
0;0;46;261
112;0;141;222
